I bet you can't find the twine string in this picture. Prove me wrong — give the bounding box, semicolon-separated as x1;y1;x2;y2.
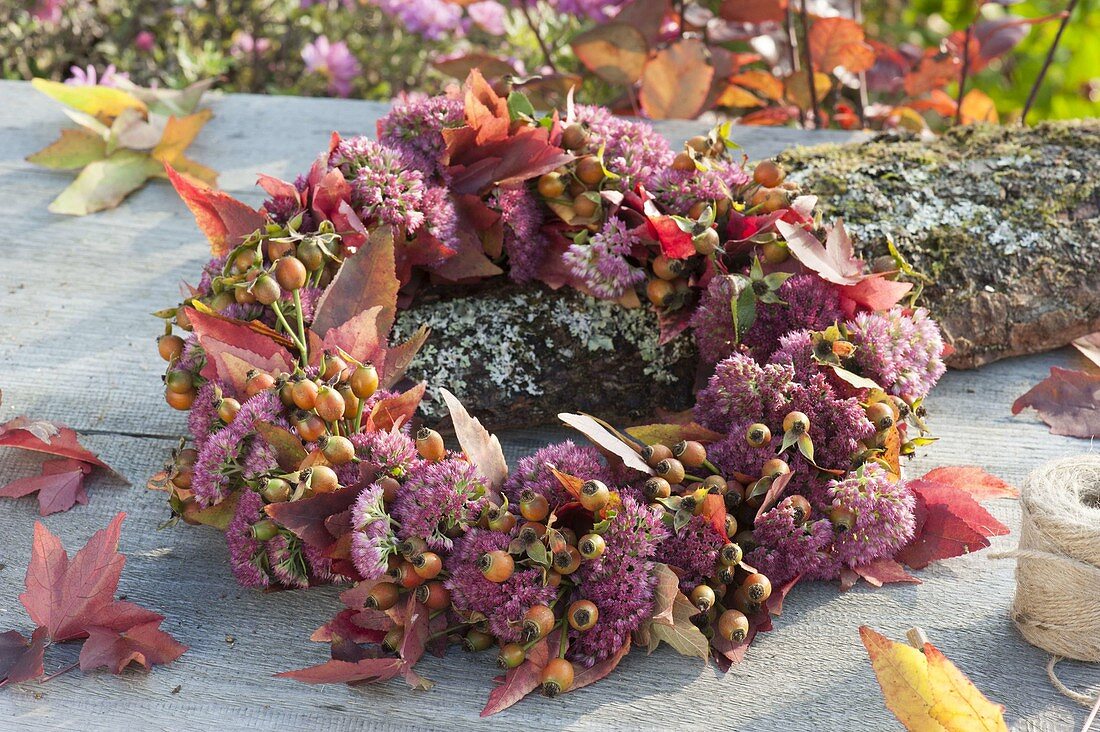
992;455;1100;708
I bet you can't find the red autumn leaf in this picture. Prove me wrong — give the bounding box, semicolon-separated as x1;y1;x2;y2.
265;484;361;549
809;18;875;74
165;165;265;257
958;89;998;124
903;50;959;97
740;106;798;126
439;388;508;494
310;609;391;644
255;173;300;202
368;382;427;433
185;306;293;391
849;558;921;589
840;274;913;311
640;39;715;120
79;621;187;674
0;627;47;686
718;0;787;24
1012;367;1100;438
700;494;727;537
775;218;864;285
755;470;795;519
20;512;127;642
321;306;385;368
0;417;114;474
571;22;648;86
276;657;405;685
382;326;430;391
312;226;399;340
895;479;1009;570
920;467;1017;501
398;597;430;667
481;634;553;717
432;53;519;81
572;639;631;691
0;458;90;516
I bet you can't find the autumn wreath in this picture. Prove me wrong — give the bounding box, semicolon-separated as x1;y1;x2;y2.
149;70;1010;713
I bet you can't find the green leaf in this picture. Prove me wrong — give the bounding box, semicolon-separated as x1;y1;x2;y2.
780;429;799;454
26;128;107;170
758;290;785;305
47;151;160;215
734;287;757;341
255;423;307;472
797;433;815;462
506;91;536;121
32;78;146;117
828;364;883;391
750;256;764;280
62;108;111;138
672;508;693;532
526;540;550;567
747;477;772;501
763;271;793;289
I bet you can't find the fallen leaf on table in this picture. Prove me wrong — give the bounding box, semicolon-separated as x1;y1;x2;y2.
440;388;508;495
481;635;552;716
894;469;1009;570
28;77;216;215
919;466;1017;501
0;628;47;687
0;412;124;514
0;458;91;515
3;513;186;685
1011;366;1100;438
860;626;1008;731
1072;332;1100;368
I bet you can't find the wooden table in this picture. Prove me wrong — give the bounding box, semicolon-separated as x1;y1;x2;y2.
0;80;1094;731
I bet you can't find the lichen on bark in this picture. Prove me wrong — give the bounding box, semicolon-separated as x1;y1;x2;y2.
780;120;1100;368
393;283;696;427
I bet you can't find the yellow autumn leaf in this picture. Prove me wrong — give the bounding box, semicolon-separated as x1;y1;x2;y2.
959;89;999;125
153;109;214;164
32;78;147;119
860;627;1008;732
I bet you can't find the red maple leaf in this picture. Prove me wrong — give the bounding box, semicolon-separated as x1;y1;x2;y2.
276;657;405;685
0;628;47;687
165;165;266;257
0;417;116;474
920;466;1017;501
1012;367;1100;439
79;621;187;674
775;218;864;285
895;474;1010;570
0;458;91;516
481;633;553;716
840;274;913;311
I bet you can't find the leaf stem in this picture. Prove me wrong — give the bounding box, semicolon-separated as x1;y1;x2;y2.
270;300;307;365
520;2;558;73
797;0;821;129
953;22;974;125
1022;0;1079;124
353;391;367;433
293;288;308;363
557;623;569;659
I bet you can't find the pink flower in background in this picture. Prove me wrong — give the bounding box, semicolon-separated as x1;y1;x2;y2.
135;30;156;52
371;0;466;40
301;36;360;97
467;1;506;35
231;31;271;58
32;0;63;24
65;65;129;87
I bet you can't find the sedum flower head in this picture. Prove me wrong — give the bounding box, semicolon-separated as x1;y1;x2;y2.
827;463;916;568
562;216;645;299
445;528;556;642
846;307;946;400
650;159;749;213
328;136;427;234
694;353;794;434
377;94;465;179
691;274;741;365
495;185;550;283
573;105;673;190
502;440;614;509
225;490;269;588
742;274;844;361
659;514;726;593
392;458;489;550
748;510;838;587
350;483;400;580
191;390;283;506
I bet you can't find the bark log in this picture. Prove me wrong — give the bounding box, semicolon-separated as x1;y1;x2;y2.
394;282;697;429
781;120;1100;368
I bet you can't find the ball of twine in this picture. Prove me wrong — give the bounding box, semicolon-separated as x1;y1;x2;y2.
993;454;1100;706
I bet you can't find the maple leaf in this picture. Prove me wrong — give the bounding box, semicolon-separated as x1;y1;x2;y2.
185;306;294;391
0;416;115;474
895;476;1009;570
312;227;399;339
20;513;127;642
919;467;1017;501
775;219;864;285
0;628;47;687
643;200;695;259
0;458;91;516
572;639;631;691
860;626;1008;731
368;383;427;433
1012;367;1100;438
79;621;187;674
265;485;360;549
840;274;913;311
439;388;508;495
809;17;875;74
165;166;264;256
481;634;553;716
841;558;921;591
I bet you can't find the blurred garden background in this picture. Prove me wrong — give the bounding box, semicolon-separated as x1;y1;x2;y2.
3;0;1097;127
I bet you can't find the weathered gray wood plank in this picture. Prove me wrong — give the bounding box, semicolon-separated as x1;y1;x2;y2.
0;79;1094;730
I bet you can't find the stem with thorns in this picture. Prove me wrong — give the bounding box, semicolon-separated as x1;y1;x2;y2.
1022;0;1079;123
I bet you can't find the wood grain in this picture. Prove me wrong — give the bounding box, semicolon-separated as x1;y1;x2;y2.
0;80;1093;731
